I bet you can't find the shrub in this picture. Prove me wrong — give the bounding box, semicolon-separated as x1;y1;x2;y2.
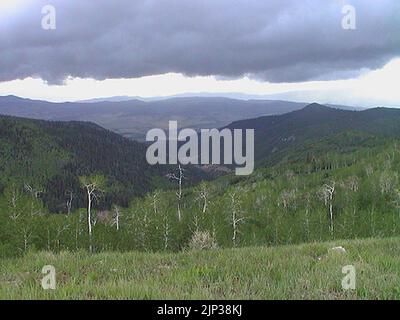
188;230;218;250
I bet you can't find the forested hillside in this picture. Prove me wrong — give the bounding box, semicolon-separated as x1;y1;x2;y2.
225;103;400;165
1;104;400;259
0;115;168;213
1;130;400;257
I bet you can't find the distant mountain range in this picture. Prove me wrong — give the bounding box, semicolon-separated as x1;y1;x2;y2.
0;95;360;141
75;92;366;107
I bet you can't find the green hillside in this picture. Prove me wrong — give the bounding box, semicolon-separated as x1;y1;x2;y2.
1;130;399;257
0;237;398;299
1;105;400;260
225;103;400;165
0;115;167;212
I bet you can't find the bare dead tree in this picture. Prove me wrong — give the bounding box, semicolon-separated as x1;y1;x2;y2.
229;191;245;247
318;182;336;234
151;192;159;215
141;207;150;250
21;227;32;252
167;164;185;221
196;182;209;214
92;214;99;229
192;210;200;232
152;191;170;250
24;183;43;216
47;227;51;251
24;183;43;198
8;186;21;221
65;190;74;215
131;200;152;251
79;175;106;252
191;182;211;232
303;192;311;241
163;213;170;250
112;205;122;231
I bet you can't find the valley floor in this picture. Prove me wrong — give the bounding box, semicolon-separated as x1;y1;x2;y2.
0;237;399;300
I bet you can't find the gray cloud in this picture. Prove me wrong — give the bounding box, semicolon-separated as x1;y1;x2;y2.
0;0;399;84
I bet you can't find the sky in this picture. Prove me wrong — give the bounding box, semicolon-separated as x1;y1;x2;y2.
0;0;399;106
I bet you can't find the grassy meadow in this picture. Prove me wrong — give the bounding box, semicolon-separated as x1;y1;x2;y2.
0;237;399;300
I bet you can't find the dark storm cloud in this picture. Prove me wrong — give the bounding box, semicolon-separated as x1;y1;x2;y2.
0;0;399;83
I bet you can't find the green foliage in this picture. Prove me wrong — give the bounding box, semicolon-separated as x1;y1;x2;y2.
0;115;167;213
2;106;400;259
79;175;107;193
1;134;400;257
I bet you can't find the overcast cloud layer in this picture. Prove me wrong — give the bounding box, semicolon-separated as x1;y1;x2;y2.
1;0;399;84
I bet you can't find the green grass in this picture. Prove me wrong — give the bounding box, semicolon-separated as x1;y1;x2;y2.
0;237;399;300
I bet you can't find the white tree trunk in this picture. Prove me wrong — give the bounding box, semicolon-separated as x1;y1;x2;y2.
202;198;207;213
86;189;93;252
87;191;92;237
115;207;120;231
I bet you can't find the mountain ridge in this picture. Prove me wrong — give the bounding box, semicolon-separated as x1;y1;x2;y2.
225;102;400;165
0;95;361;140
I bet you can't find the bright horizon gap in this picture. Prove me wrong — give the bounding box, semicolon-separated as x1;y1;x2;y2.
0;58;399;108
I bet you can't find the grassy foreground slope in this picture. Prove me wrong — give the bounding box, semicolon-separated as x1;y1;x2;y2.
0;237;399;299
